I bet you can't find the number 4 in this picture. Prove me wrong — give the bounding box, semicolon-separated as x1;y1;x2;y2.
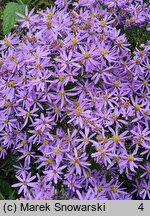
138;203;144;211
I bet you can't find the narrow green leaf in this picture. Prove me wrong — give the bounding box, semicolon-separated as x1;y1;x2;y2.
17;0;24;4
0;177;12;199
0;193;4;200
9;190;16;200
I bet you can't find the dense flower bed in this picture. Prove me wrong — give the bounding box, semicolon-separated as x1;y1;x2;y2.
0;0;150;200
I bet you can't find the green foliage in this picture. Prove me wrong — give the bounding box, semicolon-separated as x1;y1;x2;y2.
125;25;150;51
1;0;11;3
119;24;150;52
30;0;54;9
1;0;55;36
0;177;16;200
0;152;18;199
2;2;26;35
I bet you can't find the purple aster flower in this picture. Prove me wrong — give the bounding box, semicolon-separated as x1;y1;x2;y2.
0;0;150;200
139;180;150;199
33;113;55;133
0;145;7;159
66;148;91;175
44;163;66;184
119;149;143;174
12;172;36;194
16;6;35;29
140;162;150;179
16;105;38;128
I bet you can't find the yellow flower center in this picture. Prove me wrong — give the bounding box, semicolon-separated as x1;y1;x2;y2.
86;171;90;178
9;55;15;60
47;158;53;164
83;136;89;142
35;63;41;69
113;156;119;161
66;59;70;64
103;115;107;120
25;151;30;156
96;145;103;151
100;20;106;26
22;76;27;82
71;37;77;45
15;130;20;134
43;139;48;145
0;146;3;152
59;91;65;96
99;13;104;19
21;139;27;145
34;53;39;58
101;48;108;55
111;114;118;120
100;151;106;157
40;78;45;82
5;101;12;107
143;110;149;116
3;119;9;124
65;109;70;114
3;38;11;46
48;11;53;18
128;154;134;161
45;20;52;28
146;168;150;173
112;186;117;192
53;135;58;140
92;97;97;102
135;58;141;65
36;130;41;135
113;80;120;87
65;136;72;142
103;94;109;101
103;138;109;144
75;106;82;116
89;29;94;34
53;107;59;113
59;75;65;81
91;12;96;17
113;135;119;142
142;93;147;98
25;111;31;117
24;15;29;21
97;185;102;192
118;40;124;46
32;75;37;80
147;65;150;70
83;52;91;59
55;148;61;154
134;104;141;110
123;61;127;66
142;80;148;86
6;80;15;87
72;157;80;164
126;70;131;75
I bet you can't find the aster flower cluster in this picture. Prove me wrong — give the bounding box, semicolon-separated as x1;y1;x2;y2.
0;0;150;200
103;0;150;28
